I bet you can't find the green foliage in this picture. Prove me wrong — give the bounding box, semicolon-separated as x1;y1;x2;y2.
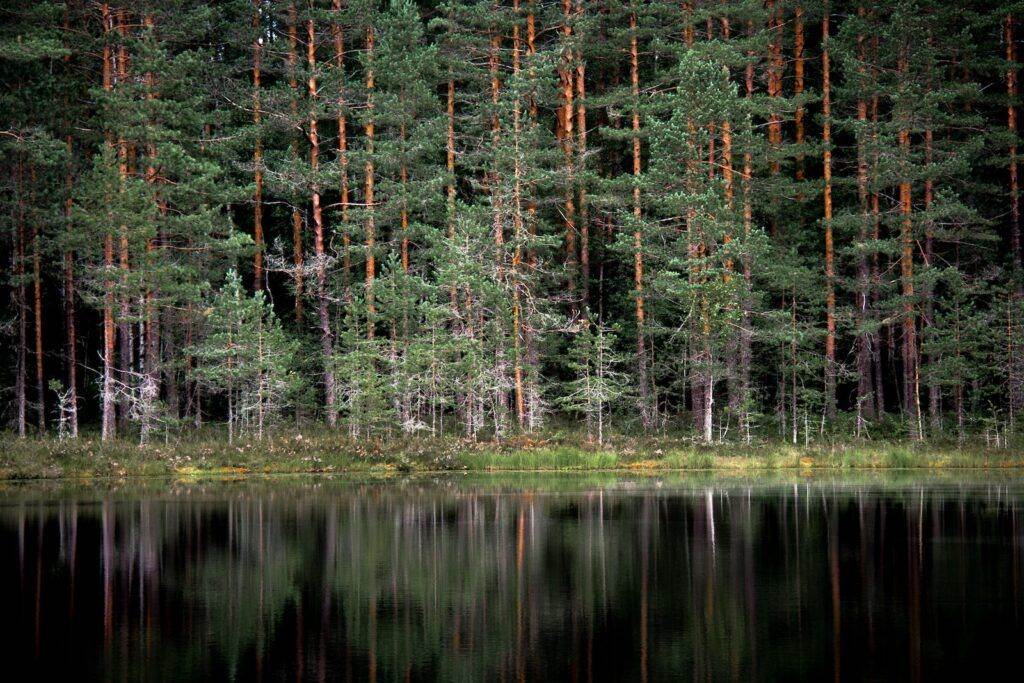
191;271;303;440
2;0;1024;448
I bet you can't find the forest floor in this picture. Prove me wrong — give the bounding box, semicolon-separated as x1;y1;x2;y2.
1;430;1023;480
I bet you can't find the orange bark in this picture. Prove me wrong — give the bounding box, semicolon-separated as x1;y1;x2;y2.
364;24;376;339
332;0;350;302
560;0;576;295
630;9;650;427
575;0;588;307
100;3;116;440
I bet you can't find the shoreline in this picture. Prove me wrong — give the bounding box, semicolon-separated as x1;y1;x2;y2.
2;433;1022;481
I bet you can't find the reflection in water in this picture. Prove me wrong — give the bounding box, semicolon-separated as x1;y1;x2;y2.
2;476;1023;680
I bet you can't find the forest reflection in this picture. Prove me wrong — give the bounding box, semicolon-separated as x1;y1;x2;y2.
3;475;1023;680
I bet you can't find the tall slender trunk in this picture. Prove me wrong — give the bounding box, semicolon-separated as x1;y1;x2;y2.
446;73;457;312
721;16;741;421
791;290;798;444
630;8;651;428
525;0;540;427
575;0;588;309
252;1;264;290
822;4;836;420
64;133;79;437
1010;14;1021;266
307;17;335;426
140;13;163;445
954;244;964;437
512;0;526;428
560;0;576;299
854;7;875;426
683;1;693;46
794;4;805;185
739;20;755;439
15;157;27;437
288;3;304;323
60;1;77;438
1007;13;1024;414
489;17;503;264
116;9;132;431
870;33;885;417
399;116;409;274
30;164;45;432
682;7;707;440
101;3;116;441
364;23;375;339
332;0;351;304
923;56;939;433
765;0;783;236
398;114;411;426
898;46;921;440
489;5;507;434
444;16;462;430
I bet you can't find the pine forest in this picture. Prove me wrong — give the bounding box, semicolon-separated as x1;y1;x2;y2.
4;0;1024;451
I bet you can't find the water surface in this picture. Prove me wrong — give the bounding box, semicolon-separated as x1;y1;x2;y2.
2;473;1023;680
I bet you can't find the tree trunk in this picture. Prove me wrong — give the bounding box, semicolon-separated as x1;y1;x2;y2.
64;133;79;437
794;4;805;185
822;4;836;420
364;24;375;339
15;157;27;437
854;7;875;427
307;17;336;426
332;0;351;305
525;1;540;427
924;120;939;433
1007;13;1024;415
512;0;526;428
116;9;132;433
766;0;783;236
575;0;588;309
740;19;755;440
898;46;921;440
288;2;304;323
1010;14;1021;267
560;0;576;300
29;164;45;433
488;6;507;434
720;16;740;422
101;3;116;441
446;74;457;311
253;0;264;290
490;12;503;266
141;13;163;445
870;34;886;418
630;9;651;429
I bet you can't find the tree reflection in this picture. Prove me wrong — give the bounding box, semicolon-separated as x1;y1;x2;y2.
2;476;1023;680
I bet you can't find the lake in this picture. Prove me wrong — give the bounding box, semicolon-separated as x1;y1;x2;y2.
2;473;1023;680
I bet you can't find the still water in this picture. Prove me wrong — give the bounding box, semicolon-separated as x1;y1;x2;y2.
2;473;1023;681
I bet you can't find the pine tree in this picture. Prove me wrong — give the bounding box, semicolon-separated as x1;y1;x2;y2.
559;317;627;444
192;271;302;441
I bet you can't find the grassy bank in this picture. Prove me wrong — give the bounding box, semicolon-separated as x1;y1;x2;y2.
1;430;1022;480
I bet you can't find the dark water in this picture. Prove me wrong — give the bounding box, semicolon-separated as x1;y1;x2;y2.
2;474;1023;681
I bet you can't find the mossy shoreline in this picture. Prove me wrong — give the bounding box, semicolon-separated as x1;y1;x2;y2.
1;430;1022;481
